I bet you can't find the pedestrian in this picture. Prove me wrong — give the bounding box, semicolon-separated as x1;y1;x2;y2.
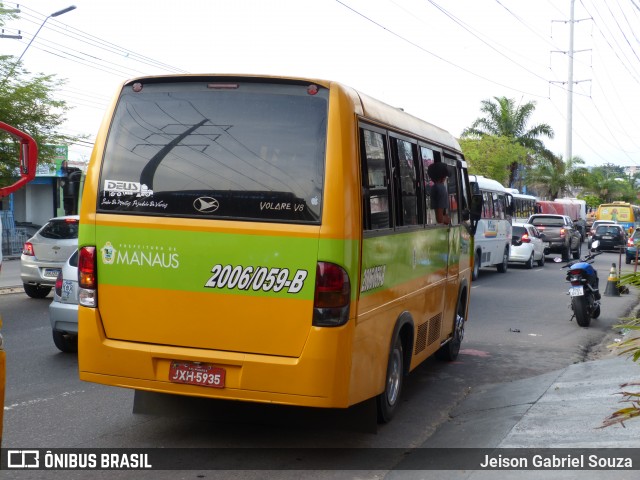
427;162;450;225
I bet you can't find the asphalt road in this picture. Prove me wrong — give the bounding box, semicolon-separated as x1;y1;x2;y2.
0;250;637;479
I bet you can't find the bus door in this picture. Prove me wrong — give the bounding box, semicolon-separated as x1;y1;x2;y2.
442;155;465;333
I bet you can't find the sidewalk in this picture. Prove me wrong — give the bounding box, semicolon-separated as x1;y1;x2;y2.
390;325;640;479
419;354;640;449
0;257;22;291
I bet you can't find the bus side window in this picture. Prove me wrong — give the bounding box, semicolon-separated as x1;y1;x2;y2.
445;161;459;226
361;128;391;231
493;192;504;219
421;147;441;226
483;191;493;218
393;138;420;226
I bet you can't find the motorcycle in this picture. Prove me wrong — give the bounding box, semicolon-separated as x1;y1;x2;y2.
556;240;602;327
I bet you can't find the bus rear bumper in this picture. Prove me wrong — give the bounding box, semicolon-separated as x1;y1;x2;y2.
78;309;352;409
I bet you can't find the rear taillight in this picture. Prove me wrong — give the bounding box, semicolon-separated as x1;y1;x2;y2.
22;242;34;256
54;271;63;297
313;262;350;327
78;246;97;307
560;228;566;237
521;233;531;243
628;238;634;247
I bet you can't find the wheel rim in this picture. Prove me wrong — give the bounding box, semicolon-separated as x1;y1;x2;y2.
455;314;465;344
386;347;402;406
473;253;480;278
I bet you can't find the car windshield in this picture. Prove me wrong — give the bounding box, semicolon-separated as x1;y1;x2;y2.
39;219;79;240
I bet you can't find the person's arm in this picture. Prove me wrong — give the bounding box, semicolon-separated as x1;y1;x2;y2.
434;183;450;225
435;208;450;225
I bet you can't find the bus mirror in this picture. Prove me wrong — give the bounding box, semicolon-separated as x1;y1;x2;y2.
469;193;483;235
505;193;515;216
0;121;38;198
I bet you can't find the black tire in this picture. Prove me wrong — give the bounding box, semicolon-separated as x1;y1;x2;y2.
626;256;631;265
472;250;480;280
538;252;545;267
562;245;570;262
52;330;78;353
436;313;465;362
525;253;534;269
592;304;601;319
572;296;591;327
572;241;581;260
23;283;52;299
376;335;404;424
496;247;508;273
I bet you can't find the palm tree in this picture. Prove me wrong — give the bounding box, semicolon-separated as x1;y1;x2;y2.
462;96;554;187
527;154;586;199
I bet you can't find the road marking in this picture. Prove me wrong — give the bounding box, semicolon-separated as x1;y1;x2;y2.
4;390;86;411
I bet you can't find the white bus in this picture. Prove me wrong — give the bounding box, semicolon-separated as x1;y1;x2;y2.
469;176;513;280
506;189;537;223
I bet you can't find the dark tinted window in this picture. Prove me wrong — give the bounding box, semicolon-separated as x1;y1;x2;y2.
98;80;328;223
394;138;420;226
513;226;526;236
597;226;623;235
69;250;79;267
39;219;79;240
530;216;563;226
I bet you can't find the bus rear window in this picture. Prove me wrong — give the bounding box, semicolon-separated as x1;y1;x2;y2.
98;80;328;223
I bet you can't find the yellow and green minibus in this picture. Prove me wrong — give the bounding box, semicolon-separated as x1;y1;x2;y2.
77;75;481;423
596;202;640;233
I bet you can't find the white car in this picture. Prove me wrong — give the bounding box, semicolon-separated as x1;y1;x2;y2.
49;250;79;353
509;222;545;268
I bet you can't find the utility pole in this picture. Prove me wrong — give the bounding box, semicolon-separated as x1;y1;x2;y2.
550;1;591;162
566;0;575;164
0;6;22;39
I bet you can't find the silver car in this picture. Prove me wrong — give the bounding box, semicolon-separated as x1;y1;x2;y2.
49;250;79;353
20;215;79;298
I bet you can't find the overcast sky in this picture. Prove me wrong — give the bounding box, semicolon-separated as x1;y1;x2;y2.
2;0;640;170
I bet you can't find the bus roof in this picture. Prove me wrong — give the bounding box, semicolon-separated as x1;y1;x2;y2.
117;73;463;155
468;175;507;193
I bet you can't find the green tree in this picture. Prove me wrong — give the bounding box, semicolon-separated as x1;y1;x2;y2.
459;135;529;186
461;96;554;187
0;4;82;187
526;154;586;199
0;58;74;186
583;165;629;203
0;2;19;25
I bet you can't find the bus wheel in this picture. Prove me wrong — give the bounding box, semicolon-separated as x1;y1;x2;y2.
472;250;480;280
376;334;404;423
496;247;508;273
436;313;465;362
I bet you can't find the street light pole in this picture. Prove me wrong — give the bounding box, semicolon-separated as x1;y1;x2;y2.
1;5;76;83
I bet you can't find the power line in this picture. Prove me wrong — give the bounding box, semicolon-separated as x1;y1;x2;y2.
336;0;550;98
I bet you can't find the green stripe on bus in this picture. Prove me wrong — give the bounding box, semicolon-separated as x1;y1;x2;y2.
89;225;352;300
